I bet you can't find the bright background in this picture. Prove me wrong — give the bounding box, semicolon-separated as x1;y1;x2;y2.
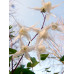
9;0;64;74
1;0;74;74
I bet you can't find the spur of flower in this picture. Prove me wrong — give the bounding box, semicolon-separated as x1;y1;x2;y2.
29;0;63;20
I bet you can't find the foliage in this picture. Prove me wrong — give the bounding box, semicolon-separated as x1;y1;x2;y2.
27;57;39;68
40;54;49;60
9;48;17;54
9;25;12;29
60;55;64;64
60;55;64;61
9;25;15;39
45;67;51;73
9;0;64;74
10;65;35;74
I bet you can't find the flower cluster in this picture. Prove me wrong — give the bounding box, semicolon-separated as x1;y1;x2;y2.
9;0;64;73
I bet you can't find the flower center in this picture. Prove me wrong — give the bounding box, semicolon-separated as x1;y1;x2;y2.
19;27;26;35
41;8;46;13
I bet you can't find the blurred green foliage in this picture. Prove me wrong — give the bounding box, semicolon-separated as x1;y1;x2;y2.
60;55;64;61
27;57;39;68
40;54;49;60
10;65;35;74
9;48;17;54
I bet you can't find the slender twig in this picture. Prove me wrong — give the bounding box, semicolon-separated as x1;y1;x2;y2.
13;13;46;71
13;54;24;71
12;56;13;74
41;13;46;29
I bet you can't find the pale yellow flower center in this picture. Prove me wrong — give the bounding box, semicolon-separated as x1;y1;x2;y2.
21;46;28;52
41;2;51;13
19;27;27;35
51;23;59;30
52;25;57;30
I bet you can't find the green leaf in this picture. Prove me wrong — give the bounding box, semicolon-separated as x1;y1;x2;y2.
9;56;12;66
9;35;15;38
10;31;15;33
54;73;59;74
27;57;39;68
20;65;25;69
46;70;51;72
60;55;64;61
9;25;12;29
10;67;35;74
27;62;32;67
9;48;17;54
40;54;49;60
45;67;51;73
45;67;50;70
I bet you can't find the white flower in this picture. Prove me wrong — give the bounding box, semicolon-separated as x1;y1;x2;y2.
29;0;63;20
31;25;56;46
13;19;38;44
35;40;47;61
50;19;64;33
14;25;31;43
13;45;34;61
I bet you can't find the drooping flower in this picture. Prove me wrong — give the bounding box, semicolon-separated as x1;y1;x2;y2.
14;24;31;42
35;40;47;61
50;18;64;33
31;25;62;56
29;0;63;20
12;15;38;44
13;45;34;61
30;24;56;46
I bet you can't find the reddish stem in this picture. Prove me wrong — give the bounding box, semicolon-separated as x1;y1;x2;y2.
13;54;24;71
12;56;13;74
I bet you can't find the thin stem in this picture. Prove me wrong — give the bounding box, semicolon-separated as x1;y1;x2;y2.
13;13;46;71
28;33;38;46
13;54;24;71
12;56;13;74
41;14;46;29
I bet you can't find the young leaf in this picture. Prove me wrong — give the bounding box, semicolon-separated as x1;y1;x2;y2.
60;55;64;61
45;67;50;70
9;48;17;54
9;25;12;29
46;70;51;72
20;65;25;69
40;54;49;60
27;62;32;67
27;57;39;67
